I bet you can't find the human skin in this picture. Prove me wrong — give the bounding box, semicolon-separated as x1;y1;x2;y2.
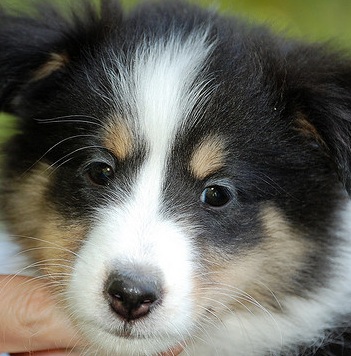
0;275;81;355
0;275;183;356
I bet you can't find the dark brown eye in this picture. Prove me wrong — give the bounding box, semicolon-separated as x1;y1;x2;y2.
87;162;115;186
201;185;232;207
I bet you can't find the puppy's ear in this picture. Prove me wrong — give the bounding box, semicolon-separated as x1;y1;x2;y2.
0;0;122;113
290;45;351;194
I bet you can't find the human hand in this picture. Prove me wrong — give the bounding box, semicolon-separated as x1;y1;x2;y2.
0;275;82;356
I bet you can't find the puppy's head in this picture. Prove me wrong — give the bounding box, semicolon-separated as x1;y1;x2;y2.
1;1;351;354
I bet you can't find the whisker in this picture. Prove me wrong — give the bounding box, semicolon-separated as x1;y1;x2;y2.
46;144;106;171
11;234;81;259
35;114;105;128
255;280;283;311
48;156;75;174
195;282;283;348
199;284;277;319
23;134;97;174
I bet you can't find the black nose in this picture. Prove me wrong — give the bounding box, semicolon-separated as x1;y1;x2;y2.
105;271;163;321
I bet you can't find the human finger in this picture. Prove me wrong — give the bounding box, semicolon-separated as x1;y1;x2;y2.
12;351;80;356
0;275;82;353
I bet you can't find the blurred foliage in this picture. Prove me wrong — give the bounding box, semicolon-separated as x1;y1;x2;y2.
2;0;351;44
1;0;351;139
0;114;17;142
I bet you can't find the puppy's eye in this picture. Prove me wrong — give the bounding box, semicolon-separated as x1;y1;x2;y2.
200;185;232;207
87;162;115;186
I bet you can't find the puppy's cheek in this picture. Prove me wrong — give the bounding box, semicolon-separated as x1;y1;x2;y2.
2;163;89;293
195;204;312;317
32;220;88;292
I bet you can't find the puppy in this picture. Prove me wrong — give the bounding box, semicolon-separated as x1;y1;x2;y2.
1;1;351;355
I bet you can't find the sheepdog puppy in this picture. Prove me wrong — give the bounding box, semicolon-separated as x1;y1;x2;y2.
1;1;351;355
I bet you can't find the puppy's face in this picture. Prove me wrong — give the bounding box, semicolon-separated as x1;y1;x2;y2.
1;2;351;355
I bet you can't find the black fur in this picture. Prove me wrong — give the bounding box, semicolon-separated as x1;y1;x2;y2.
1;1;351;355
1;1;351;195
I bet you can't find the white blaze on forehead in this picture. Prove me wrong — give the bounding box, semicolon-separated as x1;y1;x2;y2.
107;31;214;165
131;32;214;151
67;32;214;352
104;30;214;264
133;31;214;211
105;30;215;217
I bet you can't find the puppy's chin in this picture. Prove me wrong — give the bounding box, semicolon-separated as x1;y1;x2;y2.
73;326;184;356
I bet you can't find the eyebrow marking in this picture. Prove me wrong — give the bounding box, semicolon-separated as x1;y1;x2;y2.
190;135;227;180
295;114;326;147
32;52;69;81
103;118;134;161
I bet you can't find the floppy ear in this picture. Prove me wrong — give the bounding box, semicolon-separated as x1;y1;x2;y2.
289;45;351;195
0;4;74;112
0;0;122;113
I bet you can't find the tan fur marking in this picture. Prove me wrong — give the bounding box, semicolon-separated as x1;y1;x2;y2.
3;163;88;295
190;135;226;180
193;204;313;317
228;205;309;311
104;120;134;160
32;52;69;81
295;114;326;147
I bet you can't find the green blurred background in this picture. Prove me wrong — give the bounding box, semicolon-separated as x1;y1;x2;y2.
1;0;351;144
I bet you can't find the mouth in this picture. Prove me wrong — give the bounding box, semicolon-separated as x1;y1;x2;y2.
101;321;145;340
100;322;185;354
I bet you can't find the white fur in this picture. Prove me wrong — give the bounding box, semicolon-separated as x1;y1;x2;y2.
2;30;351;356
0;228;32;275
103;30;215;142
